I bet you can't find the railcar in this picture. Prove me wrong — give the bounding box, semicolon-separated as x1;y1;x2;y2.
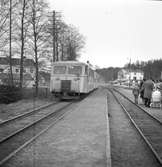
50;61;103;99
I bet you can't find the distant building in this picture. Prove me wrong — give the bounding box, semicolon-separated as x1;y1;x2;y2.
118;69;129;81
0;57;50;87
118;69;144;81
0;57;35;76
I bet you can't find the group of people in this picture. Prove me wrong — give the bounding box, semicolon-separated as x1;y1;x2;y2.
132;78;162;107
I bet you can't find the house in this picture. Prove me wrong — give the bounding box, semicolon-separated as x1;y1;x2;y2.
118;69;129;81
0;57;50;87
0;57;35;76
0;57;51;87
118;69;144;82
0;57;35;87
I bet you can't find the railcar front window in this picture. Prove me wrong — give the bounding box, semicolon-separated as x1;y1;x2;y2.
68;66;82;75
53;66;66;74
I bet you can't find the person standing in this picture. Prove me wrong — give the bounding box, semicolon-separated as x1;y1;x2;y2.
142;78;154;107
132;82;140;104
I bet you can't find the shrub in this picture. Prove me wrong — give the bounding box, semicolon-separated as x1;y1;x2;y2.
0;85;22;103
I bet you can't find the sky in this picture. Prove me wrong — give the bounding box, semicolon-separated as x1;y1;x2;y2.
46;0;162;68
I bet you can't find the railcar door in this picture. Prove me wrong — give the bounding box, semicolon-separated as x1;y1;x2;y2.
61;80;71;92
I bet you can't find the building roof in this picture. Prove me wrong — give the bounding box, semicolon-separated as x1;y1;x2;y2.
0;57;34;66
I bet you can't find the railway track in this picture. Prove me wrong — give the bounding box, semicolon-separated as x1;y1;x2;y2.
108;87;162;166
0;102;56;125
0;102;57;141
0;101;75;166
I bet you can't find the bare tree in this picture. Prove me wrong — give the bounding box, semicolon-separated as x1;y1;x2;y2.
0;0;85;92
47;16;85;61
27;0;49;96
0;0;20;85
0;3;9;50
65;25;85;60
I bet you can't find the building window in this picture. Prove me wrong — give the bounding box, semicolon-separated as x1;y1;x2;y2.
15;69;19;73
0;68;4;73
30;68;34;73
133;77;137;80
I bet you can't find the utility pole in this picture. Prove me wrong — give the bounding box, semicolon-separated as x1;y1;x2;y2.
9;0;13;86
61;43;64;60
52;10;56;62
56;30;59;61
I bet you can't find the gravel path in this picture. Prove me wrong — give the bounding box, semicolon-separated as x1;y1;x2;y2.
107;90;161;167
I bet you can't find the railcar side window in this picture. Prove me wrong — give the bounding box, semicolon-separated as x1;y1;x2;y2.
85;65;88;75
68;66;82;75
89;69;94;78
53;66;66;74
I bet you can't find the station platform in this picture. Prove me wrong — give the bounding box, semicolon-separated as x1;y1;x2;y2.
115;86;162;122
7;88;111;167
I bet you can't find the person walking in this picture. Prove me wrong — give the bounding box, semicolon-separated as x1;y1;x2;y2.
139;78;146;103
132;81;140;104
142;78;154;107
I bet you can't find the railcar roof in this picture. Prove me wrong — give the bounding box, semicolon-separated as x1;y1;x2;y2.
52;61;97;70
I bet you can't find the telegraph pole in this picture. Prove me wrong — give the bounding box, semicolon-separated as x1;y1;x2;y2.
52;10;56;62
56;30;59;61
61;43;64;60
9;0;13;86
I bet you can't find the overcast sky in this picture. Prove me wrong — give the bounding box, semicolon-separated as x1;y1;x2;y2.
46;0;162;68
